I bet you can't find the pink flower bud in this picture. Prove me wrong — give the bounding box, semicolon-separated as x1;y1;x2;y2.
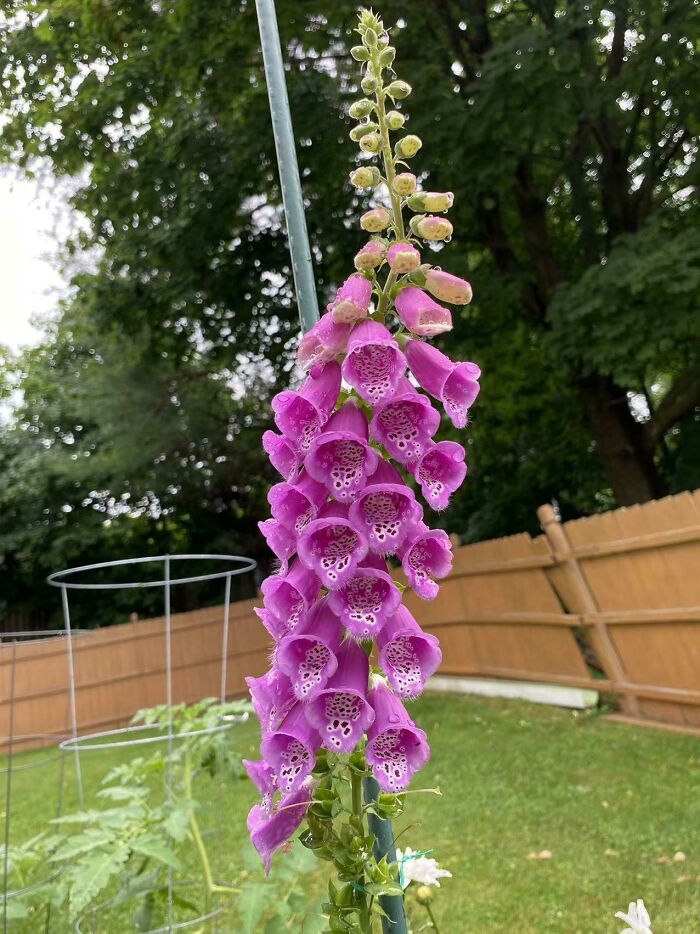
386;241;421;274
424;268;473;305
329;273;372;324
354;239;386;270
392;172;417;196
407;191;454;213
360;207;392;233
410;215;453;241
394;286;452;337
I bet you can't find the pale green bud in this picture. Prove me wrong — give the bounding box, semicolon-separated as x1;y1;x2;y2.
379;46;396;67
415;885;434;906
359;133;382;153
360;207;392;233
350;122;378;142
386;110;405;131
351;45;370;62
349;166;381;189
361;75;379;94
407;191;454;212
396;134;422;158
386;80;412;100
364;27;378;46
410;214;454;241
349;99;374;120
392;172;417;196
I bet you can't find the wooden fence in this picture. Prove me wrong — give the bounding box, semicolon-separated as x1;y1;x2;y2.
2;490;699;750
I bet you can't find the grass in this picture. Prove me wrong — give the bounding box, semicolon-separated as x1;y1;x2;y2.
2;692;700;932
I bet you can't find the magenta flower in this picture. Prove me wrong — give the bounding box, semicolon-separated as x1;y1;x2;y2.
257;519;296;573
424;267;473;305
267;471;329;536
254;606;290;642
276;598;343;701
246;668;296;734
411;440;467;511
377;605;442;698
272;361;341;453
366;681;430;792
329;273;373;324
247;780;313;875
369;378;440;466
327;555;402;640
297;311;352;371
243;758;277;809
398;521;453;600
297;502;369;590
395;286;452;337
341;320;406;406
262;431;300;483
405;339;480;429
304;640;375;753
386;241;421;274
348;459;423;554
305;400;379;503
260;559;320;633
260;702;321;794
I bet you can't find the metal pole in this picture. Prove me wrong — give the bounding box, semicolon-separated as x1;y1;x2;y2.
255;0;320;333
254;5;406;932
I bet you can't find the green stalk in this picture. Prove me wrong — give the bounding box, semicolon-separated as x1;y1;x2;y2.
426;901;441;933
183;751;232;908
351;768;373;934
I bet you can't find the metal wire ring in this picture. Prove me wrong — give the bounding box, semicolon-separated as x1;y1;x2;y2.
46;554;257;590
58;715;248;753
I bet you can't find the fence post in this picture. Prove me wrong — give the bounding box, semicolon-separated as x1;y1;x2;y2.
537;504;639;715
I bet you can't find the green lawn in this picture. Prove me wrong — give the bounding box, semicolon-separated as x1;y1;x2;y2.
3;692;700;932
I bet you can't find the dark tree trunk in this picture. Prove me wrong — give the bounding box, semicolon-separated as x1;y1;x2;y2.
578;374;666;505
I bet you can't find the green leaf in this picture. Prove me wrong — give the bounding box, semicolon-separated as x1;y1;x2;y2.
68;844;131;920
236;881;268;934
130;835;182;870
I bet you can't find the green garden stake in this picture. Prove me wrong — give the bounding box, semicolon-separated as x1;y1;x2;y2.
254;3;408;931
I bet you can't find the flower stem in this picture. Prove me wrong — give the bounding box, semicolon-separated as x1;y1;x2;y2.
351;768;373;933
183;751;231;906
426;901;441;933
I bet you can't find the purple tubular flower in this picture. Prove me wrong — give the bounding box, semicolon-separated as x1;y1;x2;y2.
262;430;300;482
243;758;276;805
276;598;343;701
398;521;453;600
405;339;481;429
348;460;423;554
246;668;296;733
305;400;379;503
297;311;352;371
247;780;312;875
254;605;291;641
272;361;341;454
369;378;441;466
267;471;329;536
330;273;372;324
257;519;296;573
297;502;369;591
377;605;442;698
366;681;430;792
304;640;375;753
260;702;321;794
395;287;452;338
260;560;320;633
341;320;407;406
327;554;402;640
411;441;467;511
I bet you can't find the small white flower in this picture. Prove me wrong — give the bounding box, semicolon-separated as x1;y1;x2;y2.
396;847;453;890
615;898;652;934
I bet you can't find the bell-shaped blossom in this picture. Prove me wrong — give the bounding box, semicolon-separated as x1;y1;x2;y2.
369;379;440;466
424;268;473;305
409;214;453;241
304;639;375;753
398;521;453;600
386;241;421;274
258;519;296;573
411;441;467;511
329;273;372;324
272;361;341;454
260;702;321;795
297;312;352;371
354;239;386;271
276;598;343;701
366;681;430;792
243;758;277;810
392;172;416;196
406;191;454;213
377;605;442;698
254;606;290;642
297;502;369;590
246;668;296;733
327;554;401;640
305;400;379;503
360;207;392;232
267;471;329;536
262;431;300;483
395;287;452;338
405;340;480;429
260;559;320;633
247;779;313;875
341;320;406;406
348;460;423;554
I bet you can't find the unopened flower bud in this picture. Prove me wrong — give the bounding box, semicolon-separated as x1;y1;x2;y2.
425;268;473;304
349;99;374;120
351;45;370;62
359;133;382;154
360;207;392;233
386;241;421;274
379;46;396;67
386;80;412;100
392;172;417;196
354;239;386;270
361;75;379;94
410;214;453;241
415;885;434;906
396;135;422;158
349;166;381;190
407;191;454;213
386;110;405;131
364;27;378;46
350;122;378;142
